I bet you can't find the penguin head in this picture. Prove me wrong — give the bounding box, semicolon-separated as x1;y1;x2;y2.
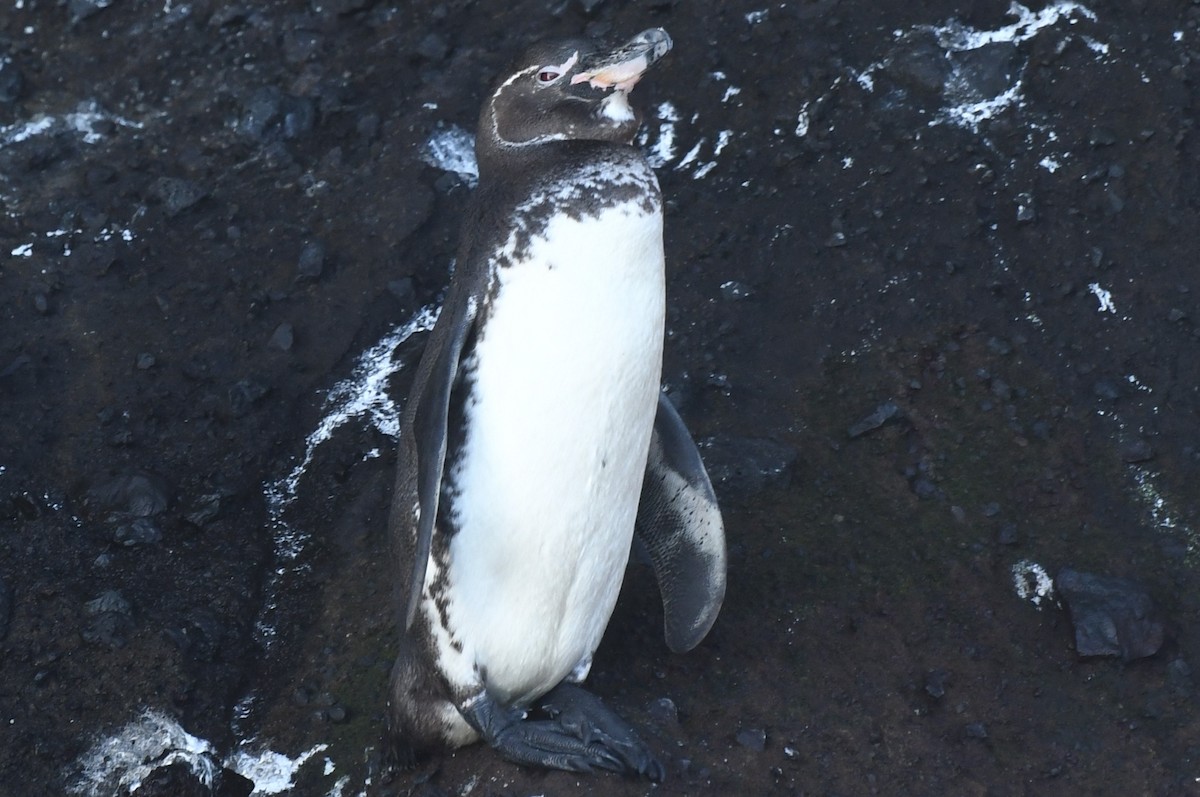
477;28;671;171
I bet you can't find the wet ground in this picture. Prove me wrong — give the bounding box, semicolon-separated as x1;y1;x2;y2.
2;0;1199;794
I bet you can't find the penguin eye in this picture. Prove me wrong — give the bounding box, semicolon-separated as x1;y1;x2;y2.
536;69;561;84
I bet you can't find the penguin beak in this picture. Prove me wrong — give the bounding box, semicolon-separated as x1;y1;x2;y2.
571;28;673;93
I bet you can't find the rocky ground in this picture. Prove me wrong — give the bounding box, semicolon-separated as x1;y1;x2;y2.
2;0;1200;795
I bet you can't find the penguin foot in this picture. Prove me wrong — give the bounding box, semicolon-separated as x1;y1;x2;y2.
460;688;663;780
540;683;665;781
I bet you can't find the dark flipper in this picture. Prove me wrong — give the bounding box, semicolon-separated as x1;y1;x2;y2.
399;290;478;631
635;393;727;653
460;687;663;780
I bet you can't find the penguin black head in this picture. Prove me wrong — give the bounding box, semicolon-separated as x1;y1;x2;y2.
476;28;671;174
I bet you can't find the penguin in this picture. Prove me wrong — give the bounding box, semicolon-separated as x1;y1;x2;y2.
387;28;726;779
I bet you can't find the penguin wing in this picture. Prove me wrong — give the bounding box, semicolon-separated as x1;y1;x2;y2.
635;393;727;653
402;284;478;631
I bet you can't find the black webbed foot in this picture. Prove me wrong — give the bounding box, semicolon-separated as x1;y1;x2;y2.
540;683;665;781
459;687;663;780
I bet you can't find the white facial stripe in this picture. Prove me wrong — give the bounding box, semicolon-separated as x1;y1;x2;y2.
491;64;541;102
550;51;580;78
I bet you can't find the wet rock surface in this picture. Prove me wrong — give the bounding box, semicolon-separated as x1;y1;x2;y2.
2;1;1200;795
1057;568;1165;660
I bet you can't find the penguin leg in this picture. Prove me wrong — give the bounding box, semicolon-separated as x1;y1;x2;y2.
459;688;663;780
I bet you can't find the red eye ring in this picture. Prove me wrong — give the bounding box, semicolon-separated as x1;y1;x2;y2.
537;70;560;83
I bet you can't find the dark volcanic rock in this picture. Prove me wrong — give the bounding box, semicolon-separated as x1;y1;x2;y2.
847;399;902;438
113;516;163;546
89;472;170;518
297;240;326;279
239;87;317;143
83;590;134;648
1056;568;1164;660
151;177;208;217
270;322;295;351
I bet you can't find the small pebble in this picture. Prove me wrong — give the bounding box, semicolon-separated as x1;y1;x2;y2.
735;727;767;752
847;400;901;439
647;696;679;726
1015;192;1036;223
720;280;752;301
1088;126;1118;147
296;241;325;279
136;352;156;370
270;322;294;351
924;669;948;699
114;517;162;546
85;590;131;616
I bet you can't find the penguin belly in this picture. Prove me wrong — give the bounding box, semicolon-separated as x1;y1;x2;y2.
444;202;665;707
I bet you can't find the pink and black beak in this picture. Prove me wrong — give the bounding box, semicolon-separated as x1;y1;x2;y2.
571;28;673;93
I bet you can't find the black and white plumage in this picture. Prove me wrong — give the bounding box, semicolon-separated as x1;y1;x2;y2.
387;28;725;779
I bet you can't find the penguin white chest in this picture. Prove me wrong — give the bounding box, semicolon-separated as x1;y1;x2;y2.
444;200;665;706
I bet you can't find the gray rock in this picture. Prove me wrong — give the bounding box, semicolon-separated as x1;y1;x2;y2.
848;399;901;438
151;177;207;217
240;88;316;143
228;379;269;417
964;722;988;739
270;322;295;351
646;696;679;726
296;240;326;279
68;0;114;24
719;280;752;301
949;42;1019;99
924;669;948;699
1056;568;1163;660
86;590;131;616
1088;127;1118;147
83;590;134;648
886;31;952;95
114;517;162;546
185;493;227;526
1015;192;1036;223
89;472;170;517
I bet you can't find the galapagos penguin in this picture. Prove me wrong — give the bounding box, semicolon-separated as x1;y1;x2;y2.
388;28;726;779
